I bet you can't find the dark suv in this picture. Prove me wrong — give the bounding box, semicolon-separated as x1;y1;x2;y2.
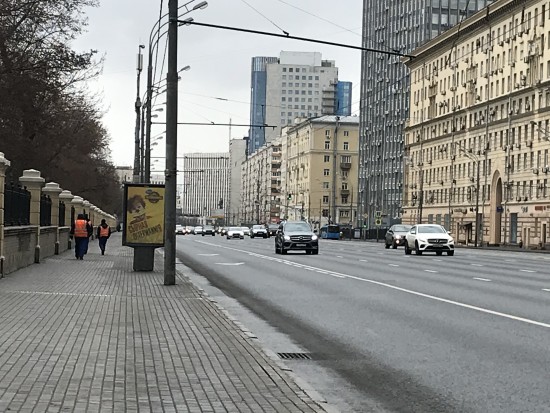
275;221;318;255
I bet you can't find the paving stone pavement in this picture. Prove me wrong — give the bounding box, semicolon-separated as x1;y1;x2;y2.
0;233;332;413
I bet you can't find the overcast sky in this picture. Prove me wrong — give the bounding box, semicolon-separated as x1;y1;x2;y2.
72;0;363;168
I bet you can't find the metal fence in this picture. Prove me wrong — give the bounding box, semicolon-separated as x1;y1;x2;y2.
59;201;66;226
4;183;31;226
40;194;52;226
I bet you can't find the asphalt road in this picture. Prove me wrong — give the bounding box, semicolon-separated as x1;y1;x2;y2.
176;234;550;413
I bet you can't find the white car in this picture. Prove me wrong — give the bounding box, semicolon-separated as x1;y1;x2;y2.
226;227;245;239
241;226;251;236
250;224;268;238
404;224;455;256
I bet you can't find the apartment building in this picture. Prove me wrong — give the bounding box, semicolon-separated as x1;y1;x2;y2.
358;0;494;228
404;0;550;247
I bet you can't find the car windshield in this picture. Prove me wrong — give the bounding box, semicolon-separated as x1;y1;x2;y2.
393;225;412;232
228;227;241;231
417;226;446;234
285;222;311;232
253;225;264;229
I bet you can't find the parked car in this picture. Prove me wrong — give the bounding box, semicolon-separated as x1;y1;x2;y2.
175;224;185;235
404;224;455;256
226;227;244;239
202;225;215;236
241;226;251;236
194;226;203;235
274;221;318;255
267;224;279;237
250;224;268;238
385;224;412;249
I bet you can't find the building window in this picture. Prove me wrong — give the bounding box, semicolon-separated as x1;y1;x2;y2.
341;155;351;163
341;170;349;178
323;182;329;189
341;197;348;204
343;142;349;150
325;130;331;137
324;155;330;162
344;131;349;136
342;183;348;190
324;141;330;149
322;209;329;217
339;210;349;217
323;169;330;176
322;195;329;203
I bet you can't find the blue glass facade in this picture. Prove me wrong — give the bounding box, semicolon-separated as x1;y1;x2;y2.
336;81;352;116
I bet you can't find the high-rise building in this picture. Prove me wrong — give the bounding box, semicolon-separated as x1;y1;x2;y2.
358;0;494;229
248;51;340;155
228;138;247;225
180;153;229;225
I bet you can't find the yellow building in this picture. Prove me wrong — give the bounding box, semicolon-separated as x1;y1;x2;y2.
280;116;359;228
404;0;550;247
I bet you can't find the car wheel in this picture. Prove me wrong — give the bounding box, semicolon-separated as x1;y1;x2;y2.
385;242;390;249
312;250;319;255
212;234;215;236
415;241;422;255
226;236;230;240
436;251;443;256
392;241;398;249
404;241;411;255
281;248;287;255
447;251;455;256
306;250;312;255
251;235;254;239
275;244;280;254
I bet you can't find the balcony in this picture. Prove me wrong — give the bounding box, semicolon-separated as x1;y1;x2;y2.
340;162;351;169
340;189;350;196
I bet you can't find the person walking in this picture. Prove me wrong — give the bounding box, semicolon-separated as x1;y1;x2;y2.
71;213;93;260
96;219;111;255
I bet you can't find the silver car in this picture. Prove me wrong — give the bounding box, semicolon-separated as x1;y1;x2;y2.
404;224;455;256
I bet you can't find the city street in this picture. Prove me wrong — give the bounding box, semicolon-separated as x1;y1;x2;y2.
176;235;550;413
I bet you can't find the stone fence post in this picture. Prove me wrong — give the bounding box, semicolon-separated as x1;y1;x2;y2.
59;190;74;227
0;152;11;277
19;169;45;263
42;182;62;226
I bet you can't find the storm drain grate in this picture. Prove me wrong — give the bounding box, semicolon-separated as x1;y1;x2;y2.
277;352;312;360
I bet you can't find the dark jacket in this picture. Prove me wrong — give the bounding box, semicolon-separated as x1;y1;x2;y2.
97;223;112;239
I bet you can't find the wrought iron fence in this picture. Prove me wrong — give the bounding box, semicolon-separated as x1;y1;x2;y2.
4;183;31;226
40;194;52;226
59;201;66;226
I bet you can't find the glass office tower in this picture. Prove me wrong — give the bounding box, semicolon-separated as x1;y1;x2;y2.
358;0;494;229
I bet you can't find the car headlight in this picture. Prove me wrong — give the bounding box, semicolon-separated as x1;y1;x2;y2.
417;238;427;243
395;235;401;239
311;234;318;241
284;235;291;241
448;238;454;243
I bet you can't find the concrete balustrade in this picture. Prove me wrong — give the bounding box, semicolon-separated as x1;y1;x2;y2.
0;154;118;277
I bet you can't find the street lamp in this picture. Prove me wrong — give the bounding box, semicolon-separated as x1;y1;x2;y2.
133;44;145;183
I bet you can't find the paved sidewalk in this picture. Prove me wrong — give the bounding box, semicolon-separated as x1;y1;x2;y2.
0;233;331;413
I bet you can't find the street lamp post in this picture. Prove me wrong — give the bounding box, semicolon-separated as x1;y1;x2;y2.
455;142;481;247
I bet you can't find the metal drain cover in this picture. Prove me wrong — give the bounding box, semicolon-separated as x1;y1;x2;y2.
277;352;312;360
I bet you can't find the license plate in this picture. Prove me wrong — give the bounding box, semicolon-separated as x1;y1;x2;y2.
296;244;306;247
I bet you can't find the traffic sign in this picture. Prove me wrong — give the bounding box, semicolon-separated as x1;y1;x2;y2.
375;218;382;226
375;210;382;218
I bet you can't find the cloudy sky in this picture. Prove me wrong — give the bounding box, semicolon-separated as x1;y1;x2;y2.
72;0;363;168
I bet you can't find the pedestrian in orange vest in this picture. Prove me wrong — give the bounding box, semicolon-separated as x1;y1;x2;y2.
96;219;112;255
70;213;93;260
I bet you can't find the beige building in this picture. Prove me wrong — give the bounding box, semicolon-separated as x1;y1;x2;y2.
404;0;550;247
280;116;359;227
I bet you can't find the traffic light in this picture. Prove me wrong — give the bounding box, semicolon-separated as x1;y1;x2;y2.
287;194;292;200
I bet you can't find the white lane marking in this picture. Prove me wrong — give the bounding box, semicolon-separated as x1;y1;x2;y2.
425;270;438;273
215;262;244;266
337;255;343;258
520;269;536;273
195;240;550;329
505;260;516;263
388;264;399;267
471;264;484;267
433;259;442;262
359;259;369;262
473;277;491;282
198;253;219;256
542;289;550;292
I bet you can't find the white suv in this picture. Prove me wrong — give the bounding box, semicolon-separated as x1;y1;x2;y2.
404;224;455;256
251;225;268;238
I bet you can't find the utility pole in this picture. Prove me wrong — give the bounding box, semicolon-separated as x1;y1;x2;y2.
133;45;145;183
164;0;178;285
332;116;339;224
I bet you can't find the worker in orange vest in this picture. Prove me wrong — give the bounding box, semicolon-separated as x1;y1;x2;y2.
96;219;112;255
70;213;93;260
